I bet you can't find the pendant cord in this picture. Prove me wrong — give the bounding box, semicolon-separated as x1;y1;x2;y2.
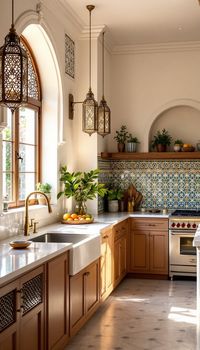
102;32;105;99
12;0;14;27
89;8;91;91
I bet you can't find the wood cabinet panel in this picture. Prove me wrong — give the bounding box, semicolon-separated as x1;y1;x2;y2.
70;259;100;337
130;231;149;272
130;218;169;275
150;231;168;274
47;253;69;350
131;218;168;231
0;280;19;350
113;220;129;288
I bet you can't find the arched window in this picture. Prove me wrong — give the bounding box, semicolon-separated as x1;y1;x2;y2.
2;36;41;207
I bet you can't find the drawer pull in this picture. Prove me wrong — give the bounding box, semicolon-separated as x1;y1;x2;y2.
103;235;108;239
84;272;90;277
148;224;156;227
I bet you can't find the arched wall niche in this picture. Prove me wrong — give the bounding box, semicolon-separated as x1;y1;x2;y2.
147;99;200;151
15;12;64;204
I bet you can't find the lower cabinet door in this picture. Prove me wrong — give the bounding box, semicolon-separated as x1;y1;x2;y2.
0;280;19;350
85;260;99;315
114;239;120;286
47;253;69;350
70;271;85;335
120;234;127;277
130;231;150;272
19;266;44;350
149;231;168;274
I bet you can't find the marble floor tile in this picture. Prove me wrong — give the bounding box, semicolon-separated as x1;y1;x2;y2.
65;278;198;350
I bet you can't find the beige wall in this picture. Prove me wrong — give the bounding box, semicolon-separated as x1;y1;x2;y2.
107;49;200;152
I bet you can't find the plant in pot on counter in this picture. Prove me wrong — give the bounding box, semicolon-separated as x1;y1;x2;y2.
173;139;183;152
107;188;124;213
151;128;172;152
126;133;140;152
114;125;128;152
36;182;52;205
57;166;107;221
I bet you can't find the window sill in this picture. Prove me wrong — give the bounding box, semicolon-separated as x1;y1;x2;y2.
3;204;56;215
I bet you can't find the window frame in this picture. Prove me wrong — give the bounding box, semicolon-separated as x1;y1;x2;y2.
2;36;42;208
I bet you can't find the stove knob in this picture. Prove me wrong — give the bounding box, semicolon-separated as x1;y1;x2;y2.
181;223;185;228
187;223;191;228
171;222;176;228
176;223;180;228
192;223;197;229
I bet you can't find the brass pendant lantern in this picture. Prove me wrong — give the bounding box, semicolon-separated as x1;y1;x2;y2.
97;31;111;137
82;5;98;136
0;0;28;113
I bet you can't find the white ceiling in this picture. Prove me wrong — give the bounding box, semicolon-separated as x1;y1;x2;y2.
61;0;200;46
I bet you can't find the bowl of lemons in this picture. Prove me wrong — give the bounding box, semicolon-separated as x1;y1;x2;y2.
61;212;94;224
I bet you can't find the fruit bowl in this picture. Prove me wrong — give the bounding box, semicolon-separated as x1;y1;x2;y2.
182;146;195;152
61;213;94;225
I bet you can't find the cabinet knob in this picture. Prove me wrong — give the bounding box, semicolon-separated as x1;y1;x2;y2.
85;271;90;276
103;235;108;239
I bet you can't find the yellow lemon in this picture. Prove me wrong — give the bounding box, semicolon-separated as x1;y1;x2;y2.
63;213;71;220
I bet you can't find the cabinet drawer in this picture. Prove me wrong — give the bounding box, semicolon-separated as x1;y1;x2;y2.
131;218;168;231
113;221;128;241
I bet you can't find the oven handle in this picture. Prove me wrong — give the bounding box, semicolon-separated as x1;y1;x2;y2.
170;230;195;236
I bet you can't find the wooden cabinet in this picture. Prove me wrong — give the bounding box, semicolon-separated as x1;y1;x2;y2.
100;228;114;301
46;252;69;350
113;220;129;287
130;218;168;275
70;259;100;337
0;266;44;350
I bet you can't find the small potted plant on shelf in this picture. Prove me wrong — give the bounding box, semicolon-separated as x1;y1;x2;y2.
126;133;140;152
173;139;183;152
36;182;52;205
114;125;128;152
57;166;107;214
107;188;124;212
151;128;172;152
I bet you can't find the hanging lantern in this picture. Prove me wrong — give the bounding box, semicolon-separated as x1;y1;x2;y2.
82;5;98;136
0;0;28;113
97;31;111;137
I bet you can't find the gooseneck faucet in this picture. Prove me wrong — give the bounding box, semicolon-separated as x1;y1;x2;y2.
24;191;52;236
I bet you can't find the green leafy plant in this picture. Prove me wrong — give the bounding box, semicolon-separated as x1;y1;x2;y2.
36;182;52;193
57;166;107;202
174;139;183;145
114;125;128;143
151;128;172;148
127;133;140;143
107;188;124;201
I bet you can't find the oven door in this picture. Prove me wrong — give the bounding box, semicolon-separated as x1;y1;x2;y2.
169;230;196;266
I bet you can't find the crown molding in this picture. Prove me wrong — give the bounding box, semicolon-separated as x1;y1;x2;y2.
80;25;105;40
112;40;200;55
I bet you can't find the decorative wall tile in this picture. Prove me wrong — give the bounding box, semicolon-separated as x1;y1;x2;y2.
98;158;200;210
65;34;75;78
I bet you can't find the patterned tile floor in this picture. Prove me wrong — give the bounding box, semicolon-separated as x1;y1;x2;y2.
66;278;198;350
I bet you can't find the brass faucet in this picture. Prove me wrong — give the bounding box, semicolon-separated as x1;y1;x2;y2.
24;191;52;236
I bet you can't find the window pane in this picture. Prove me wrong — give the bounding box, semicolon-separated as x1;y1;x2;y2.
19;173;35;200
19;107;36;144
2;110;12;141
2;141;12;171
3;173;13;200
19;144;35;172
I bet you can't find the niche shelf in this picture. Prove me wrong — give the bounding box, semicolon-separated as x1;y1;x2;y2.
101;152;200;160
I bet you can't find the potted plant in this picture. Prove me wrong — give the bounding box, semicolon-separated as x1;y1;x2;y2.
151;128;172;152
36;182;52;205
107;188;124;212
173;139;183;152
57;166;107;214
126;133;140;152
114;125;128;152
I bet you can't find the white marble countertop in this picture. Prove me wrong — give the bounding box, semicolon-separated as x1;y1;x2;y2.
0;211;170;286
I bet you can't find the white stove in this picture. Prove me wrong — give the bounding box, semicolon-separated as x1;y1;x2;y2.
169;210;199;278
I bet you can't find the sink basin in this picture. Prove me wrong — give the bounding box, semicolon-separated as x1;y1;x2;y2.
30;231;101;276
30;232;91;244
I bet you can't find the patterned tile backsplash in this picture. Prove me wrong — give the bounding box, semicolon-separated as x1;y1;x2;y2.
98;158;200;210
